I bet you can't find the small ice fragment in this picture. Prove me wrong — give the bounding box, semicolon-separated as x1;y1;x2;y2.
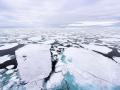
6;69;14;74
6;65;14;70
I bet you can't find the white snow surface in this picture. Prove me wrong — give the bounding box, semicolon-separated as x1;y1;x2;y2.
28;36;42;42
0;55;10;64
82;43;112;54
16;44;51;82
0;43;18;50
64;47;120;85
6;65;14;70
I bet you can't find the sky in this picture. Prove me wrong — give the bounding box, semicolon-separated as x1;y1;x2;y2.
0;0;120;28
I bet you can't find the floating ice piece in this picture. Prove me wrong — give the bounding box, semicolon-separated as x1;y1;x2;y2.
16;44;51;82
55;62;64;73
3;81;15;90
82;43;112;54
0;69;6;73
10;78;19;82
46;72;64;89
64;47;120;85
6;65;14;70
10;76;18;81
6;69;14;75
43;40;55;44
28;36;42;42
0;55;10;64
0;43;18;50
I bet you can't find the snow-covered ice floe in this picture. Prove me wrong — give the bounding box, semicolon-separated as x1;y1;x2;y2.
43;44;120;90
0;43;18;50
16;44;51;89
64;47;120;84
82;43;112;54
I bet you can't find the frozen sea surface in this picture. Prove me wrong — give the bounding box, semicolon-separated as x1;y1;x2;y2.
0;29;120;90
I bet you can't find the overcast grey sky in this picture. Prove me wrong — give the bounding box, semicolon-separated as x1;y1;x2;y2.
0;0;120;28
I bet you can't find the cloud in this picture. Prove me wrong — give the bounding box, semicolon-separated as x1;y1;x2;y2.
0;0;120;28
67;21;119;27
